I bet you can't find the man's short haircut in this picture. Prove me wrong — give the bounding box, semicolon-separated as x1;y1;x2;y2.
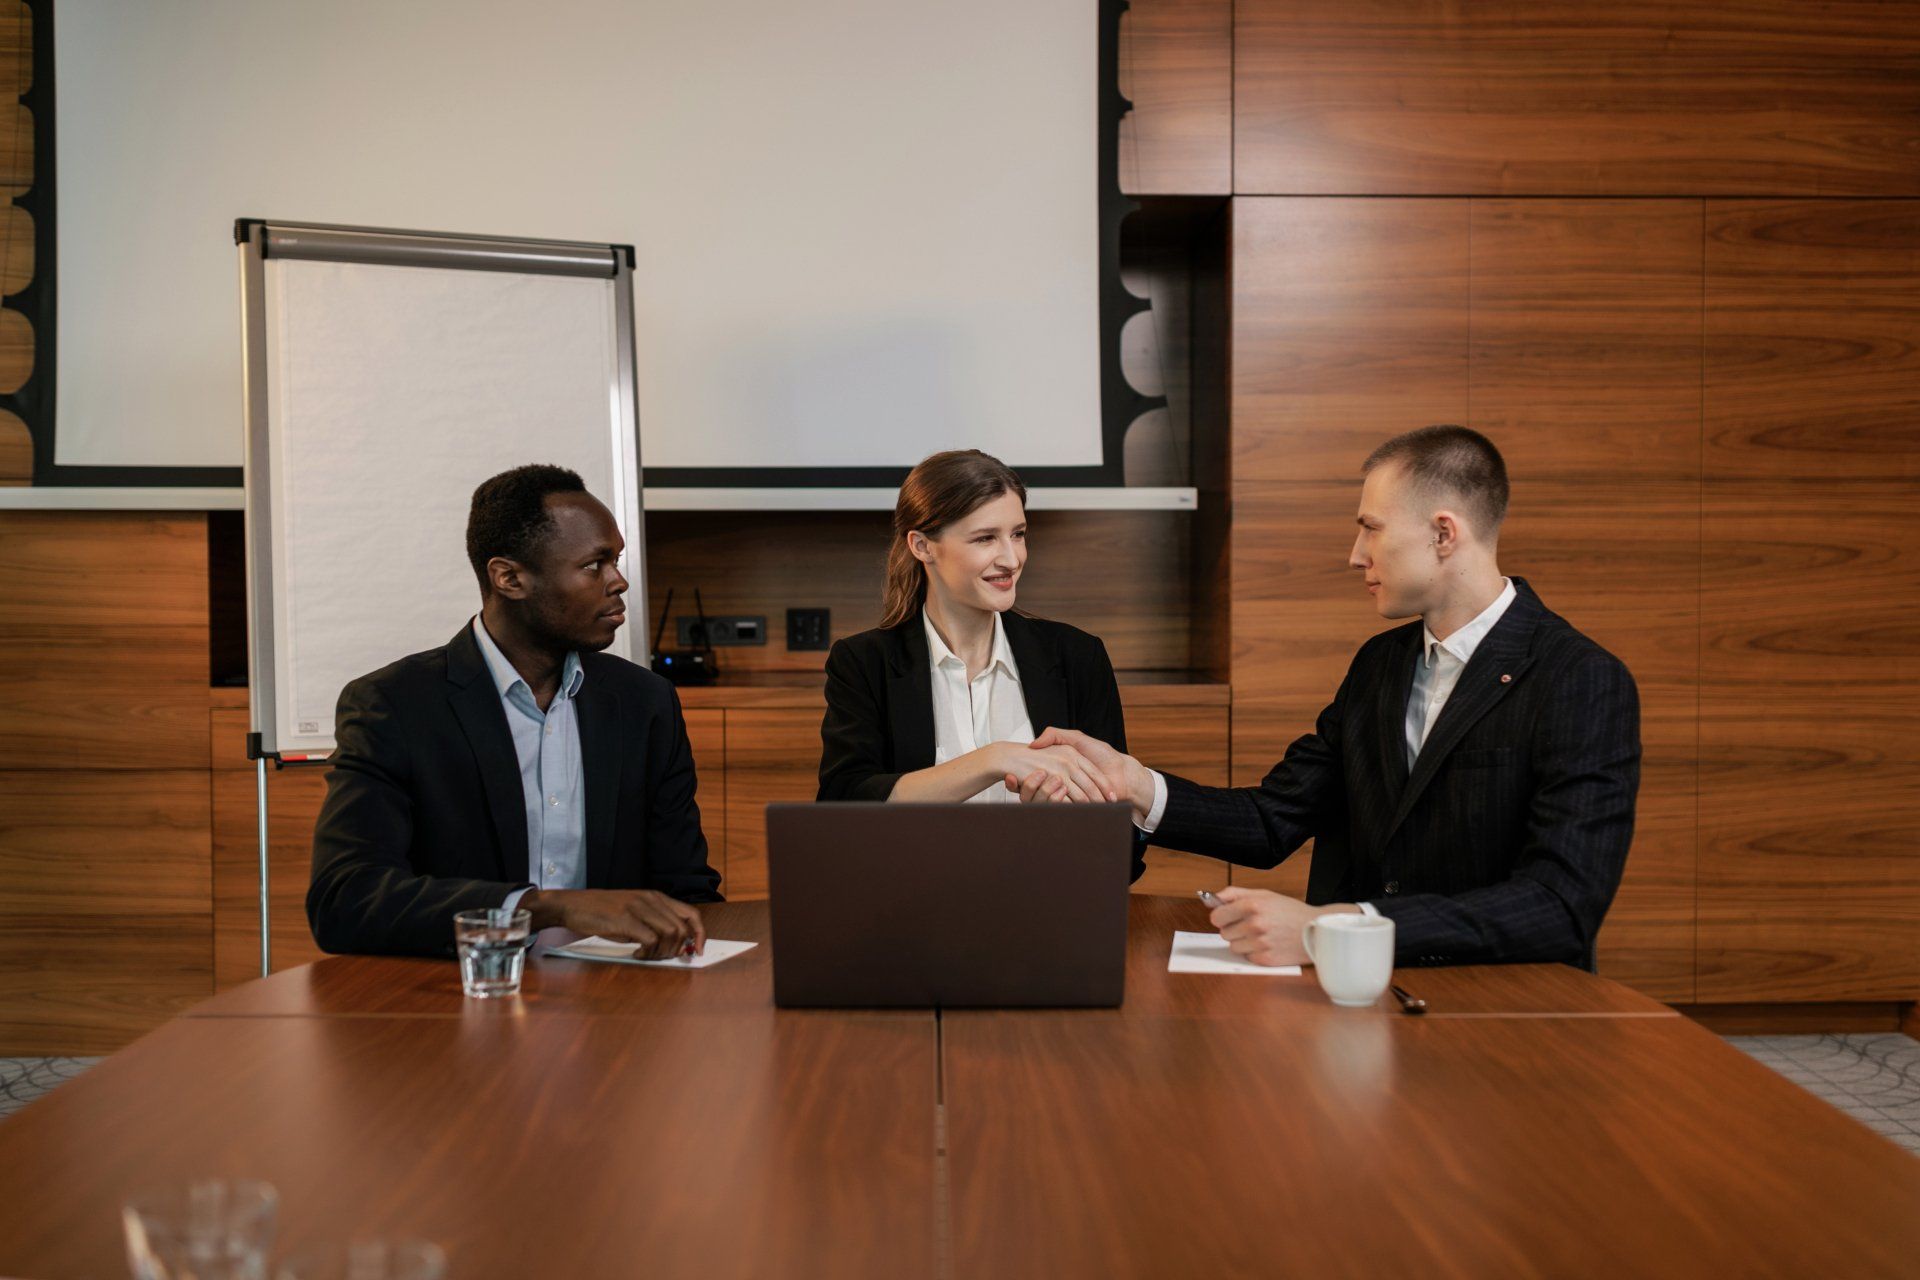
465;464;588;595
1362;425;1510;535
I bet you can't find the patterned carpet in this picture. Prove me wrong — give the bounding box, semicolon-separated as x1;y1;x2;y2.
3;1037;1918;1155
1728;1033;1920;1154
0;1057;101;1119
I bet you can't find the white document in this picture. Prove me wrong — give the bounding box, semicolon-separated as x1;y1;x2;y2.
1168;931;1303;977
546;937;758;970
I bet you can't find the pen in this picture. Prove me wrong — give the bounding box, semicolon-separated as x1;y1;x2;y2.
1197;889;1224;910
1390;983;1427;1015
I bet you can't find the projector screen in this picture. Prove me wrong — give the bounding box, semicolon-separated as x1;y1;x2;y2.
50;0;1111;484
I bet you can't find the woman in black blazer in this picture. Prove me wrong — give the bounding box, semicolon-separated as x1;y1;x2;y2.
818;450;1143;876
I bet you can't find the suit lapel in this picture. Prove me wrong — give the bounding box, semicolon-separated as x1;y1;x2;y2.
445;626;529;883
885;621;937;773
1374;626;1419;811
1383;585;1542;842
574;670;621;889
1005;614;1069;735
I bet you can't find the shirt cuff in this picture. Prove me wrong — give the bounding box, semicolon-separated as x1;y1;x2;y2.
1355;901;1381;918
502;885;533;916
1135;770;1169;834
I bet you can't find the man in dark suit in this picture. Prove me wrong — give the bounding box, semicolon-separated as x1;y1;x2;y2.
1035;426;1639;968
308;464;721;958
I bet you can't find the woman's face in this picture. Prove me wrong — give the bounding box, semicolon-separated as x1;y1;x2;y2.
911;490;1028;615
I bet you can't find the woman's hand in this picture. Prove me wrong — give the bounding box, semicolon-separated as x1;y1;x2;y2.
992;742;1116;804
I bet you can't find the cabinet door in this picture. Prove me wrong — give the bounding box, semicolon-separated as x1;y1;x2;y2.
721;709;822;900
1125;700;1230;894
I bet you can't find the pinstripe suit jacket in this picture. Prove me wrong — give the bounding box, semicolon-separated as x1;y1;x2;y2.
1151;578;1639;969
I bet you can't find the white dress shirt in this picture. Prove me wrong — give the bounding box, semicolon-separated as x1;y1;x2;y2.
925;609;1035;804
1139;580;1517;914
469;617;588;915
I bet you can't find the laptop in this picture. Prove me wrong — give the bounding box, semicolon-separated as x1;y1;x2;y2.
766;802;1134;1008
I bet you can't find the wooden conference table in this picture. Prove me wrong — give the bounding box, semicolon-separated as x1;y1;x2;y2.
1;898;1916;1278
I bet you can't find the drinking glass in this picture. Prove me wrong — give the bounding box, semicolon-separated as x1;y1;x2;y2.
453;907;531;998
275;1239;447;1280
123;1178;278;1280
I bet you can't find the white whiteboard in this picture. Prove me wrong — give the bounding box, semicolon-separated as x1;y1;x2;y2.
251;248;639;756
54;0;1103;477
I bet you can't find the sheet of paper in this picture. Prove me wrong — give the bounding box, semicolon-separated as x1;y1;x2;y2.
546;937;758;970
1168;931;1303;976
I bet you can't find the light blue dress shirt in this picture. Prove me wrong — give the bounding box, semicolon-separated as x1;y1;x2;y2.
470;617;586;912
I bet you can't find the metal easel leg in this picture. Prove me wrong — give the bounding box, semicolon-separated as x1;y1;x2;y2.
256;755;272;978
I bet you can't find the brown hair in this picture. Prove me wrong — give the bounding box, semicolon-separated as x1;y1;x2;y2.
879;450;1029;628
1362;425;1510;535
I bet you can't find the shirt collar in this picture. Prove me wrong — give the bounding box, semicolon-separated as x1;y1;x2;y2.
1421;578;1516;669
922;608;1021;681
472;615;584;703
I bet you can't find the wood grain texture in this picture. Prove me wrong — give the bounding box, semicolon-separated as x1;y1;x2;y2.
645;510;1195;674
1233;0;1920;196
1125;702;1230;893
189;897;1673;1023
1679;1002;1905;1036
0;513;211;768
0;407;27;484
210;695;326;987
210;766;328;990
189;899;781;1020
0;2;28;101
0;771;212;1054
1698;480;1920;1000
684;706;725;886
1117;0;1232;196
1498;482;1700;1002
0;1011;939;1280
721;708;820;900
942;1013;1920;1278
1232;199;1469;483
1706;201;1920;481
1471;200;1703;482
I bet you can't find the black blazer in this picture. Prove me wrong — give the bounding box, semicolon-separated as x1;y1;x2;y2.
818;611;1147;881
308;624;722;957
1151;579;1639;969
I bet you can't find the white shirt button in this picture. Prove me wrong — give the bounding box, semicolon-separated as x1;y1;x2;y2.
548;794;559;807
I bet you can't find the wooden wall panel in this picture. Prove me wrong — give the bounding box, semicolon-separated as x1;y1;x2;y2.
645;510;1196;675
1233;1;1920;196
1501;484;1701;1002
1118;0;1231;196
0;772;212;1054
1470;200;1704;482
1125;699;1230;894
1232;199;1469;483
210;697;326;988
1697;201;1920;1001
0;513;211;768
1698;481;1920;1000
684;708;725;888
1705;202;1920;481
721;709;820;900
1227;197;1704;995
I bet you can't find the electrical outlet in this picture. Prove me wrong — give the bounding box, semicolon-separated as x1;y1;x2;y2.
675;615;766;647
787;608;831;651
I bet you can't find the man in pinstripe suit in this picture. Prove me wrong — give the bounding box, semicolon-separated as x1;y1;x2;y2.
1034;426;1639;969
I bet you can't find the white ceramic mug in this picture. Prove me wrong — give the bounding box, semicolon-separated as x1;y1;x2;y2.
1300;913;1395;1007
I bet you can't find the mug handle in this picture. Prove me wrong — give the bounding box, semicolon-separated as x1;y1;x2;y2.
1300;919;1318;967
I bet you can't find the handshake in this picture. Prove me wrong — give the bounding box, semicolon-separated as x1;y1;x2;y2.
995;728;1154;818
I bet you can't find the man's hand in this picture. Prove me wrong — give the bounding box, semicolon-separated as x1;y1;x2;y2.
1208;887;1356;968
992;742;1114;803
1026;727;1152;817
522;888;706;958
